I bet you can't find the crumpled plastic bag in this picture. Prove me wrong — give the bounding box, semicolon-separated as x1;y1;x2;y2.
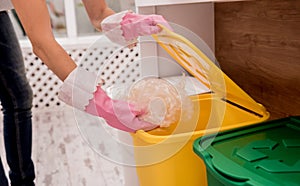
107;75;194;128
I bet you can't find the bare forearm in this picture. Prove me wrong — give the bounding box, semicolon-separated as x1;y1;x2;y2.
33;40;76;81
11;0;76;81
81;0;115;31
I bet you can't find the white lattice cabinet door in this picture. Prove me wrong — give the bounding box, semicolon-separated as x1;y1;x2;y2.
22;42;141;110
23;48;63;109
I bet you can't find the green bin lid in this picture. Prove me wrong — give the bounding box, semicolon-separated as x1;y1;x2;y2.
193;116;300;186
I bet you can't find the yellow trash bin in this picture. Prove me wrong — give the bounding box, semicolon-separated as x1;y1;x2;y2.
132;25;269;186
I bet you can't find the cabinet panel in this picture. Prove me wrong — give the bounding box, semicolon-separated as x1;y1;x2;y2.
215;0;300;118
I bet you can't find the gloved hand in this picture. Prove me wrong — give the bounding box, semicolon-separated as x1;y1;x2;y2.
101;10;172;46
58;67;158;132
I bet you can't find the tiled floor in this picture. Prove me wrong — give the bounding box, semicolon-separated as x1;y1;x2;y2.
0;106;140;186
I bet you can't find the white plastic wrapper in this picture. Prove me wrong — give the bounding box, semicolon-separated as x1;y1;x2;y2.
107;76;195;128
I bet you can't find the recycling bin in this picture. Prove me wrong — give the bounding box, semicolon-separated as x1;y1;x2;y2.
193;116;300;186
131;25;270;186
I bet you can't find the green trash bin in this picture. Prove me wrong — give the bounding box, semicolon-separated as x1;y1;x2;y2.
193;116;300;186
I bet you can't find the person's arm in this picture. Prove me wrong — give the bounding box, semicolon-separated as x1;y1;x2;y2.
11;0;158;132
11;0;76;81
81;0;115;31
